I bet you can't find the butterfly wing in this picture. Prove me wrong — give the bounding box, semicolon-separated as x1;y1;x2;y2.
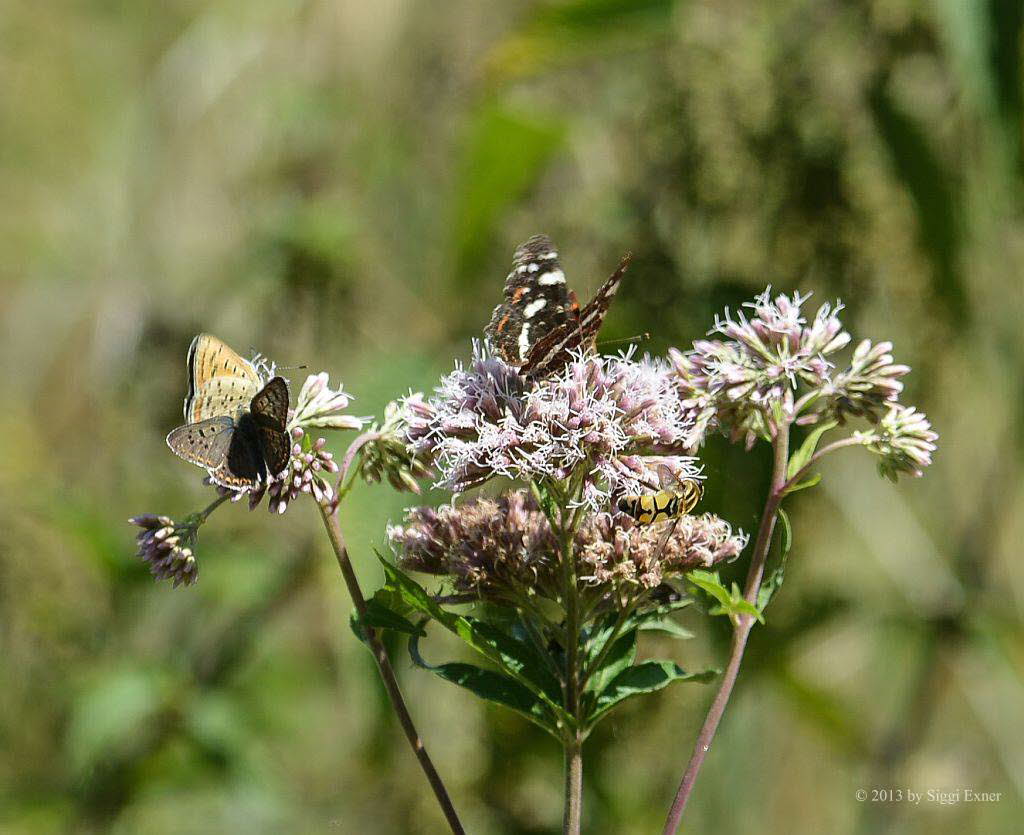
485;235;573;365
185;334;262;422
258;425;291;476
207;414;264;489
250;377;289;431
251;376;291;477
166;417;235;468
206;378;291;488
520;253;631;379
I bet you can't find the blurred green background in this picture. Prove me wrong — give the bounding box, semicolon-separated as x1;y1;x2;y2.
2;0;1022;832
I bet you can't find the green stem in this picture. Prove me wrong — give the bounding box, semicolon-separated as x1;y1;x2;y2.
555;480;586;834
782;435;863;491
198;493;231;522
563;733;584;835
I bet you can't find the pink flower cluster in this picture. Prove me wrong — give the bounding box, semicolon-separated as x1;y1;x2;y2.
403;343;703;510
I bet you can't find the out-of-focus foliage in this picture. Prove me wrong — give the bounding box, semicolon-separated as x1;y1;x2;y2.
1;0;1021;832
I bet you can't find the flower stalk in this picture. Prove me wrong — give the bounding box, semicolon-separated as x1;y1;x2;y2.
316;500;465;835
323;429;464;834
663;426;789;833
560;503;584;835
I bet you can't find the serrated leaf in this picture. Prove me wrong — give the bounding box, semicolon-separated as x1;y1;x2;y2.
584;629;637;695
690;572;764;625
408;632;558;738
378;557;565;713
583;612;618;662
589;661;717;723
787;421;838;480
686;570;733;607
709;596;764;625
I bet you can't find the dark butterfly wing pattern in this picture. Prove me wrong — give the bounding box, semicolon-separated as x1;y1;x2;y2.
485;235;574;365
519;253;631;379
250;376;289;431
250;376;290;478
213;415;266;489
258;425;291;475
166;417;235;468
170;361;292;490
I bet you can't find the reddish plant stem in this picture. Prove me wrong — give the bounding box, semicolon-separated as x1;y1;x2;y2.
317;503;465;835
663;427;790;834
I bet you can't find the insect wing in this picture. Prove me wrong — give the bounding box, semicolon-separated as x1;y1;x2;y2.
251;377;289;431
485;235;573;364
652;516;680;564
657;465;703;514
258;425;291;476
208;416;263;489
521;253;631;378
185;334;262;422
166;417;235;468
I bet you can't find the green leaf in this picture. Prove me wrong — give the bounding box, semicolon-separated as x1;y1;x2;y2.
378;558;564;711
757;508;793;612
349;593;426;645
779;507;793;557
408;632;558;738
686;570;733;608
530;479;558;524
589;661;717;723
638;617;694;640
689;571;764;625
633;597;695;640
783;471;823;496
787;421;837;480
584;629;637;695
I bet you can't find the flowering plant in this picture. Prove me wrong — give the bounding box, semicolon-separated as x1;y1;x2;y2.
130;274;936;835
362;284;935;834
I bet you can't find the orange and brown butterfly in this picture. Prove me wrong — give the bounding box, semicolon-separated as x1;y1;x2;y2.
617;464;704;525
166;334;290;489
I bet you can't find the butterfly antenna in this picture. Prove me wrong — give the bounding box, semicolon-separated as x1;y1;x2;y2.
596;332;650;350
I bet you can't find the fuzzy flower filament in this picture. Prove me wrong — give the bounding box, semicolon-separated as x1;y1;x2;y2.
669;287;936;479
404;342;702;511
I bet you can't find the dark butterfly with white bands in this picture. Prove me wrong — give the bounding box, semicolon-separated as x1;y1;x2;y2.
485;235;630;379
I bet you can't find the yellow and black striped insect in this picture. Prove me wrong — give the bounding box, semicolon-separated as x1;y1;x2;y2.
617;465;704;524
